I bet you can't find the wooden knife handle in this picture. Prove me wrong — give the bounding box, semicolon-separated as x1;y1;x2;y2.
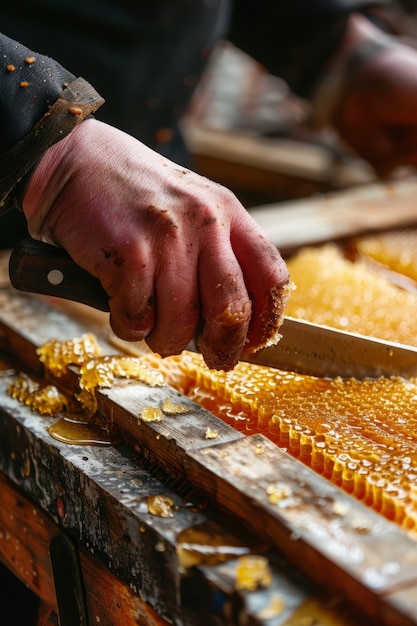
9;238;110;312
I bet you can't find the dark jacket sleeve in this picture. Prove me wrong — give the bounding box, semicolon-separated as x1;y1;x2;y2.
228;1;392;97
0;32;104;214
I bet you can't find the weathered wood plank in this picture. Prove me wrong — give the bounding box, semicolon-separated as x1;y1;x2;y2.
0;285;417;623
0;287;244;470
0;386;189;621
0;288;111;372
0;471;169;626
0;375;249;624
185;434;417;625
248;179;417;253
0;283;243;451
0;471;57;608
185;123;374;202
78;543;170;626
97;382;243;475
0;373;368;625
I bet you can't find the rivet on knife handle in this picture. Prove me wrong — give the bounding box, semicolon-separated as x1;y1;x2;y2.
9;238;110;312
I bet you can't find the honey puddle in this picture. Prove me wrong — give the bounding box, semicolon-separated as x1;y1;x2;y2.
47;415;116;446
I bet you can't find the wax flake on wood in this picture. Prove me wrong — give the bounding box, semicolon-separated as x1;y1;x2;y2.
235;555;272;591
8;334;165;420
161;397;192;415
205;427;218;440
8;373;67;416
140;407;163;423
37;333;104;375
146;494;176;518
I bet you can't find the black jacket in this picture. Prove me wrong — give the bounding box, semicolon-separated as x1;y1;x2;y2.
0;0;392;225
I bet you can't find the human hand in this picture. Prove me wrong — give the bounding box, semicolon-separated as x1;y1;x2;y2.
22;119;289;370
334;44;417;177
329;15;417;177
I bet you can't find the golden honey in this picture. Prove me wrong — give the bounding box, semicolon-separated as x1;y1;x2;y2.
146;494;176;518
47;416;116;446
10;329;417;535
9;336;164;420
141;349;417;534
354;229;417;283
140;406;163;422
161;396;191;414
234;555;272;591
8;373;67;416
285;244;417;346
37;333;103;376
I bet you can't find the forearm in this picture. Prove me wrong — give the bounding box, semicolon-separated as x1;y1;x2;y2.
0;32;104;214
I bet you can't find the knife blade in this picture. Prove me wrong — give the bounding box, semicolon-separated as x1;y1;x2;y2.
9;238;417;379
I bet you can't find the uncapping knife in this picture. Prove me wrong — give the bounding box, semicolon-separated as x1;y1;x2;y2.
9;238;417;379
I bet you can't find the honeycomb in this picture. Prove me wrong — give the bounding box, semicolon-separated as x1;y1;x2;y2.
9;335;164;417
353;229;417;283
9;262;417;536
285;244;417;346
141;349;417;534
37;333;104;376
8;372;67;416
77;355;164;414
14;332;417;534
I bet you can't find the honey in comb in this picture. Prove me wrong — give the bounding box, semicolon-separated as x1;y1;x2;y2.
284;244;417;346
353;229;417;284
11;331;417;535
8;372;67;416
141;350;417;534
8;335;164;418
37;333;103;376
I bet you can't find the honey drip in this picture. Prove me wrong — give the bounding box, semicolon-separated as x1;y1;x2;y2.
8;335;165;444
9;335;164;418
78;355;164;414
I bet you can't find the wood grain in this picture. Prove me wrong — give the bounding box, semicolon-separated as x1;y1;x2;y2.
0;471;169;626
0;283;417;623
248;179;417;253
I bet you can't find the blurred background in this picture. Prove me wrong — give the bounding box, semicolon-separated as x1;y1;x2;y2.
182;40;377;208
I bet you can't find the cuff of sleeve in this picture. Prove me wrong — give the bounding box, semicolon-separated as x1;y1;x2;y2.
0;77;104;213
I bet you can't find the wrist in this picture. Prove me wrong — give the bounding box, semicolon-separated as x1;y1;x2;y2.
23;117;99;240
0;78;103;216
